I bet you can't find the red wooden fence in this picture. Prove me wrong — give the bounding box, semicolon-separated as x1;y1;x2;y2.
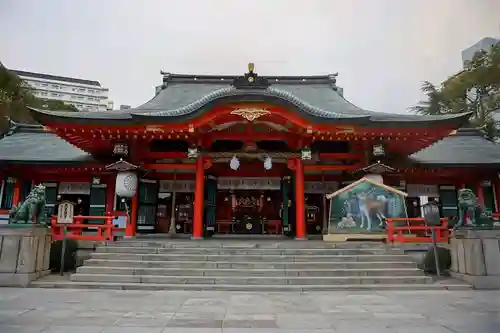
51;214;126;241
386;217;449;244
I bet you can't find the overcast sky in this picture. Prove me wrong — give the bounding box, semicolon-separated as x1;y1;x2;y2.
1;0;499;113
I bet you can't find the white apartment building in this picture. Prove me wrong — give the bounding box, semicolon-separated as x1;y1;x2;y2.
13;70;113;112
461;37;500;67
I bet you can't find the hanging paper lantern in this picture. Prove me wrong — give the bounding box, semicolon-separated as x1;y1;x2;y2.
301;147;312;160
187;147;199;159
263;156;272;170
115;172;138;198
230;156;240;170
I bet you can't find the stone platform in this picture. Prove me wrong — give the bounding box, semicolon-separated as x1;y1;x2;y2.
0;225;51;287
0;287;498;332
450;228;500;289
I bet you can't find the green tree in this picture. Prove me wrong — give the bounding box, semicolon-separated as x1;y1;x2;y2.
412;43;500;139
0;62;78;133
409;81;448;115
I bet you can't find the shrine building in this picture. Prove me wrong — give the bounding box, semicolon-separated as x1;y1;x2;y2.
1;65;500;239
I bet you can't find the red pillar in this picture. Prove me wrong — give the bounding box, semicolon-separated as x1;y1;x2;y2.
495;180;500;212
126;191;138;237
192;157;205;239
295;158;307;240
12;179;21;206
476;183;485;208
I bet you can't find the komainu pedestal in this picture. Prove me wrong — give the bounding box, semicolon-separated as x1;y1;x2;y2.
450;229;500;289
0;225;51;287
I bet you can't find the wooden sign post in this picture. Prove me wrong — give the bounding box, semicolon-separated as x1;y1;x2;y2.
56;201;75;276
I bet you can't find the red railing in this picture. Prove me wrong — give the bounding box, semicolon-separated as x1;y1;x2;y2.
51;214;125;241
386;218;449;243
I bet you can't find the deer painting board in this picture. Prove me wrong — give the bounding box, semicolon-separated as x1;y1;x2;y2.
326;177;408;234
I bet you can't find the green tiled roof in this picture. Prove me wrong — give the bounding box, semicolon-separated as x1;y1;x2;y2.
410;128;500;166
28;73;472;128
0;123;92;164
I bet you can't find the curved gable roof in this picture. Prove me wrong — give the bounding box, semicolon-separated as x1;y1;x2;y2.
28;72;471;128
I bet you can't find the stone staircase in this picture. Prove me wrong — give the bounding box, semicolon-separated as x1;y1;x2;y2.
31;238;470;291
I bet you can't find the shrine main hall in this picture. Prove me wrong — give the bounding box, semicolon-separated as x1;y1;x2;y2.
1;65;500;239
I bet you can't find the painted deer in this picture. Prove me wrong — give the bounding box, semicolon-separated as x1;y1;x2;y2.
358;194;387;230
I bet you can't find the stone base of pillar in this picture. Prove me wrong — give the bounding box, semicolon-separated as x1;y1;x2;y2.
450;228;500;289
0;225;51;287
294;237;308;241
190;237;204;240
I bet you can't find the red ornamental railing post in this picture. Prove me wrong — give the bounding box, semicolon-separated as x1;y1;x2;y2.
386;219;394;243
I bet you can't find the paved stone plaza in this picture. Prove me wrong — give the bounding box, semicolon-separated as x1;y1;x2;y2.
0;288;499;333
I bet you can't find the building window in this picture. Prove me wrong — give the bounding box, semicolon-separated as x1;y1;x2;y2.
41;92;48;96
0;180;15;210
78;88;85;92
42;182;58;216
42;83;48;87
77;96;83;99
51;93;58;97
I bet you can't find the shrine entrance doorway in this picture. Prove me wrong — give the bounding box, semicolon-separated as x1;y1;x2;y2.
215;183;284;235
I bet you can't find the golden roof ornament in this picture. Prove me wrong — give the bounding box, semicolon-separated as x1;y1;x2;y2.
232;62;270;89
230;108;271;121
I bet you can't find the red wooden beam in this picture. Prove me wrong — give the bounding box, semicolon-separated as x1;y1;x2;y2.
318;153;363;160
304;164;363;171
142;163;196;170
143;152;188;159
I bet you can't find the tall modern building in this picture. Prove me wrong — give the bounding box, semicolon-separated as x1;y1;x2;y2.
461;37;500;66
13;70;113;112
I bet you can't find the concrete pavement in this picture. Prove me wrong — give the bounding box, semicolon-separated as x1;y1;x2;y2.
0;288;498;332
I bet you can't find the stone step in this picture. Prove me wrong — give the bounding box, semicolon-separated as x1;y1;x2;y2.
110;240;389;249
31;280;471;291
90;252;409;262
83;259;418;269
95;246;397;255
76;266;424;277
69;273;433;285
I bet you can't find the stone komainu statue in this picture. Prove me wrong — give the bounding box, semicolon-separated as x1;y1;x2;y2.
9;184;47;224
456;188;493;228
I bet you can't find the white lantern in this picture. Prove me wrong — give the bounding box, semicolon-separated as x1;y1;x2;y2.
230;156;240;170
263;156;272;170
115;172;138;198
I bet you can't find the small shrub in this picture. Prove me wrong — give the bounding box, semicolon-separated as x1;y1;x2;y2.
49;239;78;272
419;246;451;275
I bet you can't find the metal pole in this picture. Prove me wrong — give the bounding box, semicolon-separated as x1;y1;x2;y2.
431;228;441;277
169;171;177;235
59;225;67;276
321;173;328;234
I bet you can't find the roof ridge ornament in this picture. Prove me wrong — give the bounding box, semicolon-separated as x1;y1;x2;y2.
230;107;271;121
328;73;339;91
232;62;271;89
